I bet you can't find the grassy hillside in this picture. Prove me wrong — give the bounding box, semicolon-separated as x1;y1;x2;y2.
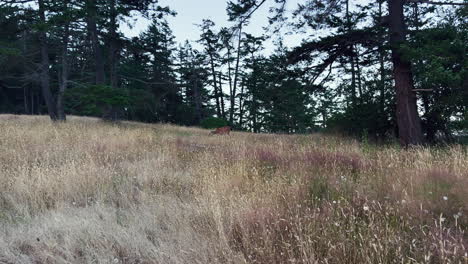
0;115;466;264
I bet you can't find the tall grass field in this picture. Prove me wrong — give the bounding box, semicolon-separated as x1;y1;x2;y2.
0;115;467;263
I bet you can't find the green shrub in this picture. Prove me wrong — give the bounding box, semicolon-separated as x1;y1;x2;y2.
65;85;130;119
326;102;394;140
200;117;228;129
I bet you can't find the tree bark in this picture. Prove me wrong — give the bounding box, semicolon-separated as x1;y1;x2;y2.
38;0;57;121
388;0;424;146
86;0;105;85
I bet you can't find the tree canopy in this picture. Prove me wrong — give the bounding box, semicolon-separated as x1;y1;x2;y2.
0;0;466;144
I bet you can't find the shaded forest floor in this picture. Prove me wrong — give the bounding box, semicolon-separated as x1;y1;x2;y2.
0;114;467;264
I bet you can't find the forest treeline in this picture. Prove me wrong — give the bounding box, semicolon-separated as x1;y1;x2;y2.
0;0;466;145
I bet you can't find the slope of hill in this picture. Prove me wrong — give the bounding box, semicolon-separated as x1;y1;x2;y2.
0;115;466;263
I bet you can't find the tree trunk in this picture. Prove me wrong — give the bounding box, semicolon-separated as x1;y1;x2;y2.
23;85;28;114
208;52;221;117
86;0;105;85
192;71;203;124
350;51;357;104
37;93;41;115
379;49;386;111
238;80;245;128
252;84;259;133
355;50;363;102
38;0;57;121
388;0;424;146
57;0;70;121
226;47;233;121
109;0;118;89
219;72;226;118
377;0;386;113
21;31;29;114
346;0;357;105
230;24;243;124
322;108;327;126
31;88;34;114
379;0;386;112
250;54;259;133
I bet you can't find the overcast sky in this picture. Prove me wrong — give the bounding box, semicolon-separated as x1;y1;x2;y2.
120;0;305;53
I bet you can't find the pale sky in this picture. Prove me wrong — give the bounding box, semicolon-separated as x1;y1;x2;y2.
120;0;305;53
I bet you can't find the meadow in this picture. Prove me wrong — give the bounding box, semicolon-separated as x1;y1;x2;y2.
0;115;466;263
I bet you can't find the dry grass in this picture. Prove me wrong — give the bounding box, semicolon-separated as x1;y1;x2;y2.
0;114;466;264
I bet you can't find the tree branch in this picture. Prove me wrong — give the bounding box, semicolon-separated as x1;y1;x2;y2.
406;0;468;6
239;0;268;25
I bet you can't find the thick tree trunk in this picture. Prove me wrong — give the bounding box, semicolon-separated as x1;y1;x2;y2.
38;0;57;121
86;0;105;85
388;0;424;146
99;0;120;120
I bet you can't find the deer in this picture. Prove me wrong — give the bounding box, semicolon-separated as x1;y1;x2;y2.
210;126;231;135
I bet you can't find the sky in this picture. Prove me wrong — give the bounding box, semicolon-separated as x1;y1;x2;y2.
120;0;305;53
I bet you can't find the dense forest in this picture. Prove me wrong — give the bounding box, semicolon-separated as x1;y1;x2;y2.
0;0;466;145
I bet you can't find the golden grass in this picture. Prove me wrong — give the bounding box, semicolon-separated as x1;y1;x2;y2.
0;114;466;263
